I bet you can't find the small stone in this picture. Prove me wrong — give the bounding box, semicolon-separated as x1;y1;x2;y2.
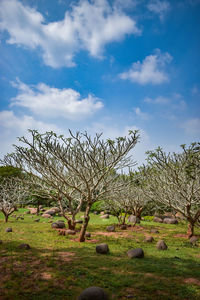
96;243;109;254
100;211;105;215
150;229;159;234
153;217;163;223
144;236;154;242
51;222;65;229
156;240;168;250
78;286;108;300
18;243;31;250
5;228;12;233
34;219;40;222
127;248;144;258
163;218;178;224
190;236;199;244
42;213;52;218
85;233;91;238
20;217;24;220
106;225;115;232
127;215;140;224
65;229;76;235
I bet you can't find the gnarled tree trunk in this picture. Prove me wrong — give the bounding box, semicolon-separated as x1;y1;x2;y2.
79;204;91;242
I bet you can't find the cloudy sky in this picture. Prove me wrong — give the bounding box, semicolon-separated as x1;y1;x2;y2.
0;0;199;165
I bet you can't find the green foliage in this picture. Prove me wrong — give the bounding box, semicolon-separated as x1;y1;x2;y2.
142;215;154;222
0;166;23;180
90;201;104;213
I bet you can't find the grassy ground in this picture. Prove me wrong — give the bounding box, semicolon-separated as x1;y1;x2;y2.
0;209;200;300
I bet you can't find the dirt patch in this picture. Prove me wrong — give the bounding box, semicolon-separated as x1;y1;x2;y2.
174;234;188;238
70;238;100;243
57;251;75;262
183;278;200;286
41;272;52;280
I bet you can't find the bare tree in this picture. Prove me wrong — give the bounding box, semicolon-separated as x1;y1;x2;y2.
0;177;27;222
104;173;149;225
142;143;200;237
2;129;139;241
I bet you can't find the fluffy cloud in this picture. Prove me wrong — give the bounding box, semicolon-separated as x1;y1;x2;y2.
181;118;200;135
0;110;60;157
134;107;150;120
147;0;170;20
119;49;172;85
144;96;170;104
0;0;140;67
11;79;103;120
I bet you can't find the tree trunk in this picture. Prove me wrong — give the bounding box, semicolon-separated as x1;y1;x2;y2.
78;204;91;242
122;213;127;225
36;203;40;216
4;213;8;223
187;221;194;238
67;219;76;230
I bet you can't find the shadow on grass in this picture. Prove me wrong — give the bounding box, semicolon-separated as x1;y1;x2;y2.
0;240;200;300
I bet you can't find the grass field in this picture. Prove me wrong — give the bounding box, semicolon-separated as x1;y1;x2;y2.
0;209;200;300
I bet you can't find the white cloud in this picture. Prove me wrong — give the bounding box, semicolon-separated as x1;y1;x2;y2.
11;79;103;120
0;110;60;157
144;96;170;104
0;0;140;67
119;49;172;85
181;118;200;135
134;107;150;120
147;0;170;20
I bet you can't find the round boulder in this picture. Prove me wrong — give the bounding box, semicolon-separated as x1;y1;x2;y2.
156;240;168;250
5;228;12;233
42;213;52;218
163;218;178;224
128;215;140;224
51;222;66;229
18;243;31;250
144;236;154;243
127;248;144;258
153;217;163;223
106;225;115;232
96;243;109;254
78;286;108;300
44;209;56;216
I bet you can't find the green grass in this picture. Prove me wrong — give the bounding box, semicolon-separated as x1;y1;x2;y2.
0;210;200;300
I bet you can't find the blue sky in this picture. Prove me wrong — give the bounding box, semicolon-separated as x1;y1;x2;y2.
0;0;199;165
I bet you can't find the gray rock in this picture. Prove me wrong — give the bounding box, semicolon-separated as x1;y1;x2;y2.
144;236;154;242
18;243;31;250
96;243;109;254
127;248;144;258
65;229;76;235
190;236;199;244
44;209;56;216
100;214;109;219
34;219;40;222
128;215;140;224
156;240;168;250
150;228;159;234
153;217;163;223
78;286;108;300
51;222;66;229
5;228;12;233
163;218;178;224
106;225;115;232
42;213;52;218
85;233;91;238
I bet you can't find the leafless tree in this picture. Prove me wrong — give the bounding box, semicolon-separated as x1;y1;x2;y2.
142;143;200;237
104;174;149;225
2;129;139;241
0;177;27;222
